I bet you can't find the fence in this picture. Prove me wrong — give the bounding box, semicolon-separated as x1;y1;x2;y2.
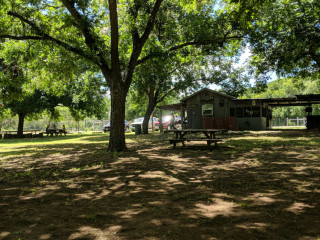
19;120;110;132
272;117;306;127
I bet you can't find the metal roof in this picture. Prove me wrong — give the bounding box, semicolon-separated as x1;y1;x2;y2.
180;88;235;102
157;89;320;110
233;94;320;107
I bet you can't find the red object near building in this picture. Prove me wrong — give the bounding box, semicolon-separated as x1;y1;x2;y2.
203;117;238;130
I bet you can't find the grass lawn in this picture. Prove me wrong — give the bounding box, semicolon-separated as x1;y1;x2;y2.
0;130;320;240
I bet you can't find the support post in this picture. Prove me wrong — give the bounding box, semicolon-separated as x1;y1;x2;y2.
181;105;185;129
160;109;163;132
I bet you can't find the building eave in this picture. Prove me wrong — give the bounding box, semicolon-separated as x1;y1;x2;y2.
180;88;235;103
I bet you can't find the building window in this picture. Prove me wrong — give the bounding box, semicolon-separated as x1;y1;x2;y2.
244;107;251;117
230;107;235;117
219;99;225;107
236;107;244;118
202;104;213;115
252;107;260;117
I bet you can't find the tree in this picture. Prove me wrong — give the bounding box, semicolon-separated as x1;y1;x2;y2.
0;57;107;137
0;107;12;132
1;0;244;151
1;35;109;135
239;0;320;77
131;55;202;133
63;74;109;122
215;64;251;97
5;90;51;137
132;48;250;133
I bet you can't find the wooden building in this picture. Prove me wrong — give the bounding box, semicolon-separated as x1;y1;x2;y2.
157;88;320;131
181;88;237;130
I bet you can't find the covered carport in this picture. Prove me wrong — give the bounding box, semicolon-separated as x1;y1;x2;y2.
262;94;320;130
157;103;186;132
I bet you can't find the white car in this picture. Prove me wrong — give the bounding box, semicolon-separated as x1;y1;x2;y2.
130;117;157;132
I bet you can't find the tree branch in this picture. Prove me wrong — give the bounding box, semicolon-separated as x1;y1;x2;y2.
108;0;120;74
0;35;44;40
139;0;164;47
157;87;176;104
5;11;100;65
60;0;111;73
124;0;164;89
137;35;244;66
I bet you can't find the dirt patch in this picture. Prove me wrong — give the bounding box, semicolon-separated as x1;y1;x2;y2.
0;130;320;239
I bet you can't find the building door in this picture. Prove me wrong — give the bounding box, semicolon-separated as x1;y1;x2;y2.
187;104;202;129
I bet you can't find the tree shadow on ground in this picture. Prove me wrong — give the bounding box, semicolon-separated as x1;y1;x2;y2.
0;130;320;239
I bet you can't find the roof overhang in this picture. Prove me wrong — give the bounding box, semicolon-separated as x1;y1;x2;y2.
157;103;186;111
181;88;235;102
233;94;320;107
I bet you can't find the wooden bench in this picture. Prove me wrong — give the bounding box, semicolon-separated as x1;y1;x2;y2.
168;138;222;149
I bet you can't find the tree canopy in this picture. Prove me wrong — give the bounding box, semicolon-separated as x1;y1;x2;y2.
0;39;108;135
241;0;320;78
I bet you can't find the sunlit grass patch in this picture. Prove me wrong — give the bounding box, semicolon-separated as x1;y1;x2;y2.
0;133;110;155
226;134;320;150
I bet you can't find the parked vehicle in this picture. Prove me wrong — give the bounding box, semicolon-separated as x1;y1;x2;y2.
155;115;181;130
103;120;129;133
130;117;157;132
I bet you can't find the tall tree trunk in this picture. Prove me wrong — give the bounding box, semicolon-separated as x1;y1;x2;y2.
142;93;157;134
107;83;128;152
17;113;25;138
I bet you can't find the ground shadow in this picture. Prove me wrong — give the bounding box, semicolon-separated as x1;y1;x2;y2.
0;130;319;239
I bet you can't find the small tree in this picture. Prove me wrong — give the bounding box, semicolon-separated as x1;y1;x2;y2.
5;90;50;137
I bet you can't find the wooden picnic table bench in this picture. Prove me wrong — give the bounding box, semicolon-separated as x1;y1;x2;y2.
46;129;67;136
168;138;222;148
1;130;43;139
164;129;227;149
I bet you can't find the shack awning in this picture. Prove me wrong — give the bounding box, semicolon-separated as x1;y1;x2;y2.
157;103;186;111
233;94;320;107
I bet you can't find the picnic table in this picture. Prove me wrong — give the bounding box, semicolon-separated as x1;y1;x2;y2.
1;131;18;139
46;129;67;136
1;130;43;139
2;130;18;134
164;129;228;149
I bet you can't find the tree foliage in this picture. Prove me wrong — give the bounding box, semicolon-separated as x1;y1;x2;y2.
0;39;108;135
238;0;320;77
